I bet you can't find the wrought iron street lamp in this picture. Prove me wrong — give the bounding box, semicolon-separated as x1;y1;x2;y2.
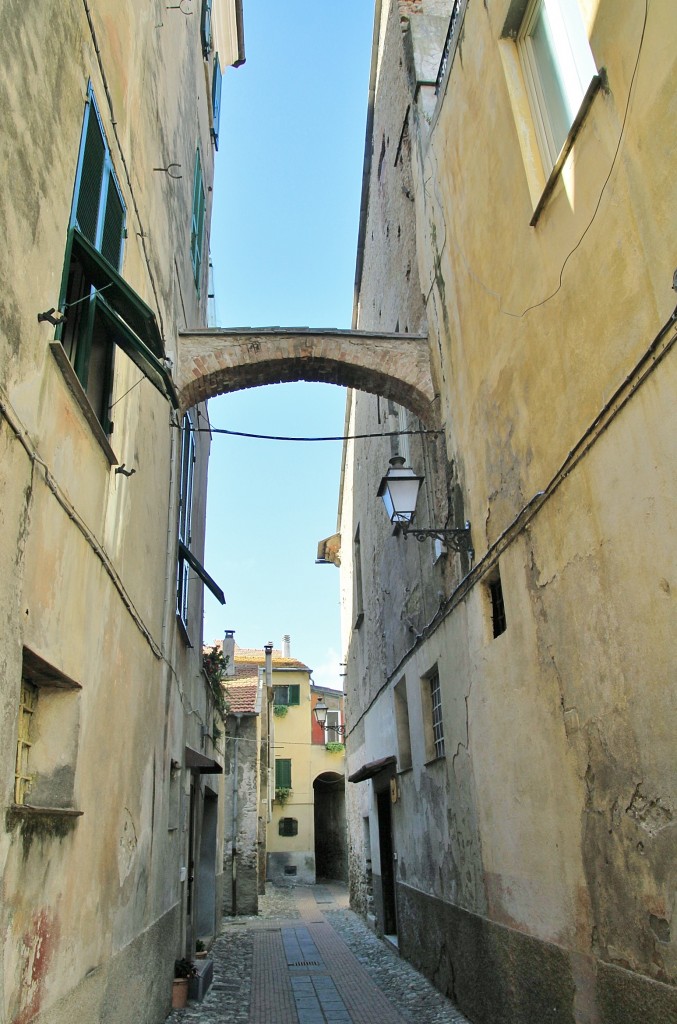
313;698;347;736
378;456;474;556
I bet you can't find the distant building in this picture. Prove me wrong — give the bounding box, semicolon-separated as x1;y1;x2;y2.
265;637;348;885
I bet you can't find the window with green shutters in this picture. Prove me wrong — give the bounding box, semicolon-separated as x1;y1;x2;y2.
190;149;206;291
177;413;195;628
212;54;223;150
57;85;176;437
275;759;292;789
273;685;300;707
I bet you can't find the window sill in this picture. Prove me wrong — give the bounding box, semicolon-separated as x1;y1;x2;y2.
424;755;446;767
50;343;118;465
9;803;83;817
397;764;413;775
530;72;604;227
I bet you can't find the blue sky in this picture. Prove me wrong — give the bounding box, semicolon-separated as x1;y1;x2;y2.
203;1;375;685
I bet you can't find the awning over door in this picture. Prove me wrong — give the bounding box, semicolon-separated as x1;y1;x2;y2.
185;746;223;774
348;755;396;783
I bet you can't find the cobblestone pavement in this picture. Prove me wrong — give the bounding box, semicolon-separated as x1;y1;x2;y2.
165;882;470;1024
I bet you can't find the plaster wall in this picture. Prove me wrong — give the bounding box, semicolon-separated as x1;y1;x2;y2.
0;2;232;1020
341;1;677;1021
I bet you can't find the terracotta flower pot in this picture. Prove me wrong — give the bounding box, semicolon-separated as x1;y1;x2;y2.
172;977;189;1009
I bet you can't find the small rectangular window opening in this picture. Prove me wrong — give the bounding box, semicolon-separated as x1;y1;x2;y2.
278;817;298;837
429;669;445;759
489;573;507;638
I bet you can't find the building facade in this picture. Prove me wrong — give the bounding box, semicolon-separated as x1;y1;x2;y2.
0;3;243;1022
267;639;347;885
340;2;676;1023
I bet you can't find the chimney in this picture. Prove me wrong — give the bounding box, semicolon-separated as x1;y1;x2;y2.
223;630;236;676
282;635;291;659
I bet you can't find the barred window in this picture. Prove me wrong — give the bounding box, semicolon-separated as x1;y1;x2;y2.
429;669;445;759
278;817;298;837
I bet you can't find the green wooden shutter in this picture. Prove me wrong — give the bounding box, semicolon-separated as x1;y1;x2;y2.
289;685;300;706
100;177;125;271
201;0;213;57
212;54;223;150
75;104;106;244
190;149;206;290
275;759;292;789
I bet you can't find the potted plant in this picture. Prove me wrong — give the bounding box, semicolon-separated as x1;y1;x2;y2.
195;939;207;959
172;958;197;1009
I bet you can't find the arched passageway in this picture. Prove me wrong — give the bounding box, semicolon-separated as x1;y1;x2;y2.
313;771;347;882
177;327;437;425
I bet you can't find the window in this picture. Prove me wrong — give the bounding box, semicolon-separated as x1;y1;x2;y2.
177;413;195;628
353;525;364;628
278;817;298;837
15;679;37;805
190;149;206;291
275;759;292;790
517;0;597;172
488;572;507;638
421;667;445;762
212;54;223;150
394;677;412;770
13;649;81;811
175;413;225;637
273;684;300;707
57;86;177;438
429;669;445;759
201;0;213;57
324;709;341;744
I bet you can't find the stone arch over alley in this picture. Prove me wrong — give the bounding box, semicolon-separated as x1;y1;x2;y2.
177;327;437;425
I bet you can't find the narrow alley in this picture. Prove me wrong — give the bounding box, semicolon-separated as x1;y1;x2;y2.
166;883;469;1024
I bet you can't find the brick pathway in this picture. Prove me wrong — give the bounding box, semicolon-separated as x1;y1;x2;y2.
165;882;470;1024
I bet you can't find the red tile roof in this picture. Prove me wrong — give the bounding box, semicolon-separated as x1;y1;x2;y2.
223;681;259;714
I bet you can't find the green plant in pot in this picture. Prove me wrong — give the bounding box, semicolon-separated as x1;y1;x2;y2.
172;958;197;1009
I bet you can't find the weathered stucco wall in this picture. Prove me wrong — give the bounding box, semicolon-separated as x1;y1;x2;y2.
341;1;677;1022
0;2;230;1021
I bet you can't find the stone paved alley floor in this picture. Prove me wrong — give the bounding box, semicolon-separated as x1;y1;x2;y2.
166;882;470;1024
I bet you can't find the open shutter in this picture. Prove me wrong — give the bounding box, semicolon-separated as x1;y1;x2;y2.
74;103;106;244
201;0;213;57
100;176;125;271
212;54;223;150
190;150;206;290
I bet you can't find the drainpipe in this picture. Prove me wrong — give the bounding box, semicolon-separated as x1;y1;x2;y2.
264;643;273;821
231;714;241;915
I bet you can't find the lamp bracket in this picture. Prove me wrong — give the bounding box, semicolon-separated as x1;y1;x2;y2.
401;520;474;556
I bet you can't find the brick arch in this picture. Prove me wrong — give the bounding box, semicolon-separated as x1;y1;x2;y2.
176;327;437;426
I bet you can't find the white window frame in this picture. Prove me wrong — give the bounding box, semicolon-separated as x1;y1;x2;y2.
324;709;342;744
517;0;597;172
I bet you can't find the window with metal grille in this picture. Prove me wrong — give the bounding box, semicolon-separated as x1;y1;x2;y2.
489;573;507;638
429;669;445;759
15;679;37;805
13;648;82;812
273;685;300;707
275;759;292;790
190;149;206;291
278;817;298;837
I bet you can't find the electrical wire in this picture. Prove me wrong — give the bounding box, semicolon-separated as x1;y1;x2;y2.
188;426;441;442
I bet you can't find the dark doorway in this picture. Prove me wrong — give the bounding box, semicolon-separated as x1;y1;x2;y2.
376;785;397;936
313;772;347;880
